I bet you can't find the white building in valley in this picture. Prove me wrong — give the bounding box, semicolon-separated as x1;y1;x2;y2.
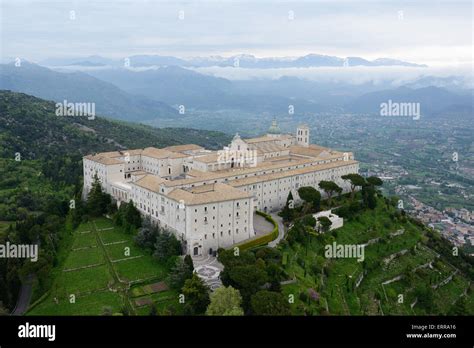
83;121;359;256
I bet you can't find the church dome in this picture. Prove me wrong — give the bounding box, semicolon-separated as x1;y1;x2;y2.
268;119;281;135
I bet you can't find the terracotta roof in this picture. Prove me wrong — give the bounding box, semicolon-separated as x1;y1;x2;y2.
249;142;288;154
168;152;190;159
167;183;252;205
98;149;143;158
141;147;174;159
245;136;278;144
193;153;219;164
186;169;207;177
228;160;359;187
289;145;337;158
84;154;123;165
245;133;294;144
162;144;204;153
133;175;166;191
162;156;315;187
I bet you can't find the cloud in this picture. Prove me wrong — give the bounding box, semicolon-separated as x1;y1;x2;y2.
1;0;471;66
188;65;473;87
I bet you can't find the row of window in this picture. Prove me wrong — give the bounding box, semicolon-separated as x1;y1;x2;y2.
204;226;248;240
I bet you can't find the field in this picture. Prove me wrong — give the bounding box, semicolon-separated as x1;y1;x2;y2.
280;199;474;315
28;217;175;316
130;281;183;316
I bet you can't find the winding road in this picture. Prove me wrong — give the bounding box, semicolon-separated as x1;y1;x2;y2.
268;213;286;248
12;274;34;315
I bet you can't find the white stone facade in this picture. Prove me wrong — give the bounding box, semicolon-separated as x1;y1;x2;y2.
83;122;359;256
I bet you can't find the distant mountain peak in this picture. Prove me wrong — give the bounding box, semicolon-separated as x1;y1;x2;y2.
38;53;427;69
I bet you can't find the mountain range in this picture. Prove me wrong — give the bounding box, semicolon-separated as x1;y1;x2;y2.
39;53;428;69
0;62;471;125
0;63;178;122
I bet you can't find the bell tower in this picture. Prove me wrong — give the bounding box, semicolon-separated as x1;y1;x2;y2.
296;124;309;147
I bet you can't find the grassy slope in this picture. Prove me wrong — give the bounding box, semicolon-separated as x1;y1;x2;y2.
280;197;474;315
28;217;176;316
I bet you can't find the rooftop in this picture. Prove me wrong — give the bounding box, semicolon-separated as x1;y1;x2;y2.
167;183;252;205
134;175;166;191
228;160;359;187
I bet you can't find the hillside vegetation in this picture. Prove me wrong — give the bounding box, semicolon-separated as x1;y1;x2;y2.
0;90;230;312
0;90;230;220
279;195;474;315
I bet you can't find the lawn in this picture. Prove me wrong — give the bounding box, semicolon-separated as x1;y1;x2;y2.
72;231;97;249
63;247;105;270
93;217;114;230
113;256;166;283
99;228;130;244
59;265;113;295
28;217;175;315
28;290;123;316
75;222;92;233
106;242;144;261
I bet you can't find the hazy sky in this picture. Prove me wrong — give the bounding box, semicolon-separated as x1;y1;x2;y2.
0;0;472;66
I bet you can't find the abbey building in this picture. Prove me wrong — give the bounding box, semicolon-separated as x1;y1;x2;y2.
83;121;359;256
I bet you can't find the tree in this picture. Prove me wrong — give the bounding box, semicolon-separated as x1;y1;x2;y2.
318;181;342;207
250;290;291;315
206;286;244;316
153;231;182;263
168;258;194;290
317;216;332;233
182;274;210;315
300;214;316;228
227;265;268;306
280;191;295;222
298;187;321;212
184;254;194;272
87;174;111;216
123;201;142;229
448;296;468;315
341;173;365;201
134;217;157;249
367;176;383;188
266;263;284;291
114;201;141;234
414;284;435;313
361;184;377;209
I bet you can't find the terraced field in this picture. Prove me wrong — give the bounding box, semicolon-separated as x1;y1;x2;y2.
28;217;172;316
280;200;474;315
